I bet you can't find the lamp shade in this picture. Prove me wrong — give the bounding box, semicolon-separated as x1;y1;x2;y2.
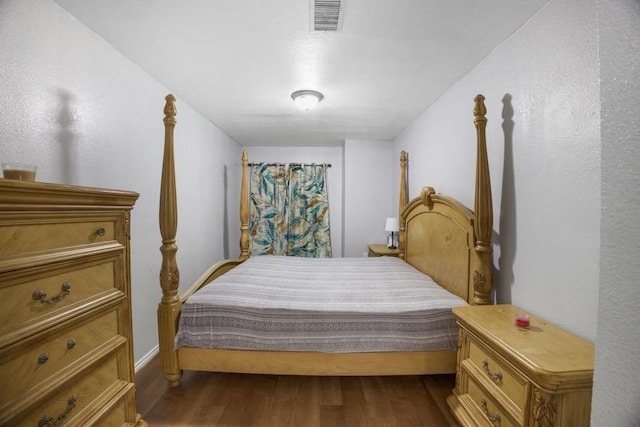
384;217;399;232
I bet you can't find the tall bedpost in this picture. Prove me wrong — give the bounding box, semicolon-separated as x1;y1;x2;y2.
158;94;182;386
398;151;408;259
239;150;250;259
472;94;493;305
399;151;408;217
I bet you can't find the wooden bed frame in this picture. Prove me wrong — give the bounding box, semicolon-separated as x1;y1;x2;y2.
157;94;493;386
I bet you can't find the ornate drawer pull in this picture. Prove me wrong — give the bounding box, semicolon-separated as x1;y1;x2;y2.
482;358;503;384
32;282;71;304
480;398;501;425
66;339;76;350
37;352;49;365
96;227;106;236
37;395;77;426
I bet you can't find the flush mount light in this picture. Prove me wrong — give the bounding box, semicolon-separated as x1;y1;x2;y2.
291;89;324;110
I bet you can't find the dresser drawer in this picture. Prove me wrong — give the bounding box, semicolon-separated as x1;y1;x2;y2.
466;337;528;412
6;351;122;427
96;398;127;427
0;258;121;339
0;216;116;258
89;387;140;427
0;309;120;403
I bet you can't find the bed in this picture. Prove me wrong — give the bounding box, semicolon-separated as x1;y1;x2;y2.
157;94;494;386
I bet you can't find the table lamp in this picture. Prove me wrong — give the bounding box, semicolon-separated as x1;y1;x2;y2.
385;217;399;249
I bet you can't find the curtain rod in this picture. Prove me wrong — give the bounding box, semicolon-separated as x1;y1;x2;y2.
247;162;332;167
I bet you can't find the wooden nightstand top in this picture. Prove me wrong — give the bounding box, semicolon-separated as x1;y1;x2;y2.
368;243;400;257
453;304;594;378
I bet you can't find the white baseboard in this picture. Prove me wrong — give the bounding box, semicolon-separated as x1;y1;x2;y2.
135;345;159;373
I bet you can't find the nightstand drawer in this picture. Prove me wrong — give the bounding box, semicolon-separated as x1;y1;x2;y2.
466;374;518;427
466;337;528;411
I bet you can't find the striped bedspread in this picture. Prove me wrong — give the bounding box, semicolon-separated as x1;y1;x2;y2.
175;255;468;353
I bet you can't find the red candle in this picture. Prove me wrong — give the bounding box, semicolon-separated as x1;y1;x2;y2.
515;314;530;328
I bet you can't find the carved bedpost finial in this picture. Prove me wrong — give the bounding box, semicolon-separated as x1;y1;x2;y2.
239;150;250;260
400;150;408;164
474;94;487;122
164;94;177;126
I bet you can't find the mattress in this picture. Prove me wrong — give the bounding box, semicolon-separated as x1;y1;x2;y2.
175;255;468;353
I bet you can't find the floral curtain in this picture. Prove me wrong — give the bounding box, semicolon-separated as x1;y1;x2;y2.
249;163;287;255
249;163;331;257
287;164;332;257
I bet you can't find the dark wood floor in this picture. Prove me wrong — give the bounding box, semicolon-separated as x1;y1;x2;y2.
135;355;460;426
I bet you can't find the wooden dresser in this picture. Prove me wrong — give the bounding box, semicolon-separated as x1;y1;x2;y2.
447;304;594;427
0;180;144;426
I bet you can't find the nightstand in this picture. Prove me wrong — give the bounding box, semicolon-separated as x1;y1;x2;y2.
447;304;594;427
367;244;400;257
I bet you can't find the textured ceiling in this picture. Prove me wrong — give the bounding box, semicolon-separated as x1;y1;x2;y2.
54;0;548;146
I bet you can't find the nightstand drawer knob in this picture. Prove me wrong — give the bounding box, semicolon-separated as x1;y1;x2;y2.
96;227;106;236
480;398;501;425
482;358;503;384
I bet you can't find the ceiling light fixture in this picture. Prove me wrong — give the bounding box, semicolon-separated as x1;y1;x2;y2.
291;89;324;110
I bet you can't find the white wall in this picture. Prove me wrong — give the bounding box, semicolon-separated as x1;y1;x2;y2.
394;0;600;342
0;0;241;364
343;139;395;257
592;0;640;424
244;146;343;257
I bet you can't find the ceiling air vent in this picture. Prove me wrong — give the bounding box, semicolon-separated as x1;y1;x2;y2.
311;0;344;32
